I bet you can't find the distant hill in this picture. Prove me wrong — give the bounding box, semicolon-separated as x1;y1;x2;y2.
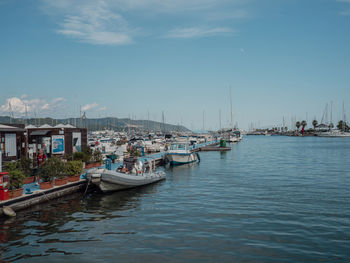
0;116;191;133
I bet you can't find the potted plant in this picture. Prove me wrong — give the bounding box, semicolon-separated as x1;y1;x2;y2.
39;157;65;189
91;150;102;167
54;160;68;186
20;157;35;184
66;160;83;182
8;170;25;199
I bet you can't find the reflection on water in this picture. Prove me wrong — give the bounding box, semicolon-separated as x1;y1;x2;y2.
1;136;350;262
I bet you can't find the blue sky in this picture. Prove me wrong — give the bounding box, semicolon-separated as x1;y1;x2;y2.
1;0;350;130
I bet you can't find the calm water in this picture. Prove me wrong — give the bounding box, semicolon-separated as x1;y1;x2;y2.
1;136;350;262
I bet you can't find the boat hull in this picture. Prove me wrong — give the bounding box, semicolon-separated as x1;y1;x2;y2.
166;152;198;165
318;132;350;137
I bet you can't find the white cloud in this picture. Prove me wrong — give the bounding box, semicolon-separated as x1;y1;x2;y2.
52;97;66;104
41;0;249;44
165;27;234;39
82;103;99;111
0;96;68;117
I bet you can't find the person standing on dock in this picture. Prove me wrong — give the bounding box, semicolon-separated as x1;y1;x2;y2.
35;149;46;183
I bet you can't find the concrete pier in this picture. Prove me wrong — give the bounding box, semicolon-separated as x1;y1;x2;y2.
0;180;87;216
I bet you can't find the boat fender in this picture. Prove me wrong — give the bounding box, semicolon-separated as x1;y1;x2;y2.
196;152;201;162
2;206;16;217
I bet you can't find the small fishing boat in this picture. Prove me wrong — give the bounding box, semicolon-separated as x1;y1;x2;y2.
86;158;165;192
165;142;200;165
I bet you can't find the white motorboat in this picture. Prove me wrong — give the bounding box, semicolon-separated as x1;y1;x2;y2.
86;158;165;192
317;130;350;137
165;142;199;165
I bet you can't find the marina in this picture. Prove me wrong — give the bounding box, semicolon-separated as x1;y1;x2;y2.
1;136;349;262
1;1;350;262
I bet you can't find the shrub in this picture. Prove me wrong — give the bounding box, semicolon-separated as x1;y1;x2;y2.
20;157;34;177
39;157;66;182
73;151;90;163
3;161;25;189
66;160;83;177
91;150;103;163
3;161;21;171
8;170;25;190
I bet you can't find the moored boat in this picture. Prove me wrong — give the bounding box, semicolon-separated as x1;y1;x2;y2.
165;142;199;165
86;158;165;192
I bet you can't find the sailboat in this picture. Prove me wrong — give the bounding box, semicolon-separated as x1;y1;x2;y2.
226;87;243;142
318;102;350;137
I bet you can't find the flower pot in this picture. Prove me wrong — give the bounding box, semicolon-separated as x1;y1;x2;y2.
9;188;23;199
23;176;35;184
67;175;80;182
40;181;54;190
0;189;9;201
55;177;68;186
85;163;93;169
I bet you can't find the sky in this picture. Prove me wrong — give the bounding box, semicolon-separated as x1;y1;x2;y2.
1;0;350;130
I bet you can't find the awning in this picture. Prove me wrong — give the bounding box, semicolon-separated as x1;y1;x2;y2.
0;124;25;132
30;130;51;136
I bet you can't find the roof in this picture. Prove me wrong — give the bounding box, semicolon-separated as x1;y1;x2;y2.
25;125;37;129
30;130;51;136
0;124;25;132
39;124;53;128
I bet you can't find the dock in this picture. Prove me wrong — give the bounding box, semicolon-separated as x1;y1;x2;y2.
0;180;87;216
0;140;225;217
199;146;231;152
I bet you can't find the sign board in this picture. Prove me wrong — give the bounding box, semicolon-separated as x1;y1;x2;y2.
72;132;81;153
52;135;65;154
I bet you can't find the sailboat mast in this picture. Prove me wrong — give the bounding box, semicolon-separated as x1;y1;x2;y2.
230;86;233;130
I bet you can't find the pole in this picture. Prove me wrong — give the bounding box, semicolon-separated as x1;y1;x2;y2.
230;86;233;130
0;150;2;172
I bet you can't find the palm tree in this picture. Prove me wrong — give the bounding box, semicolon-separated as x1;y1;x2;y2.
312;119;318;130
296;121;301;132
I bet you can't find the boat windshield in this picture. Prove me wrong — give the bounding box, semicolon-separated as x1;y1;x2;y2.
170;144;186;150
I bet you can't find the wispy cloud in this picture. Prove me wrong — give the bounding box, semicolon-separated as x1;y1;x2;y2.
82;103;99;111
41;0;249;44
43;0;135;45
165;27;234;39
337;0;350;15
339;9;350;15
97;106;107;111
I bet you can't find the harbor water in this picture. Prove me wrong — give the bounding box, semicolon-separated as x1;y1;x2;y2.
1;136;350;262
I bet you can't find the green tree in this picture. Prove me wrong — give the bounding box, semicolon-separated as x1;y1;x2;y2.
337;120;349;131
312;119;318;130
296;121;301;131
